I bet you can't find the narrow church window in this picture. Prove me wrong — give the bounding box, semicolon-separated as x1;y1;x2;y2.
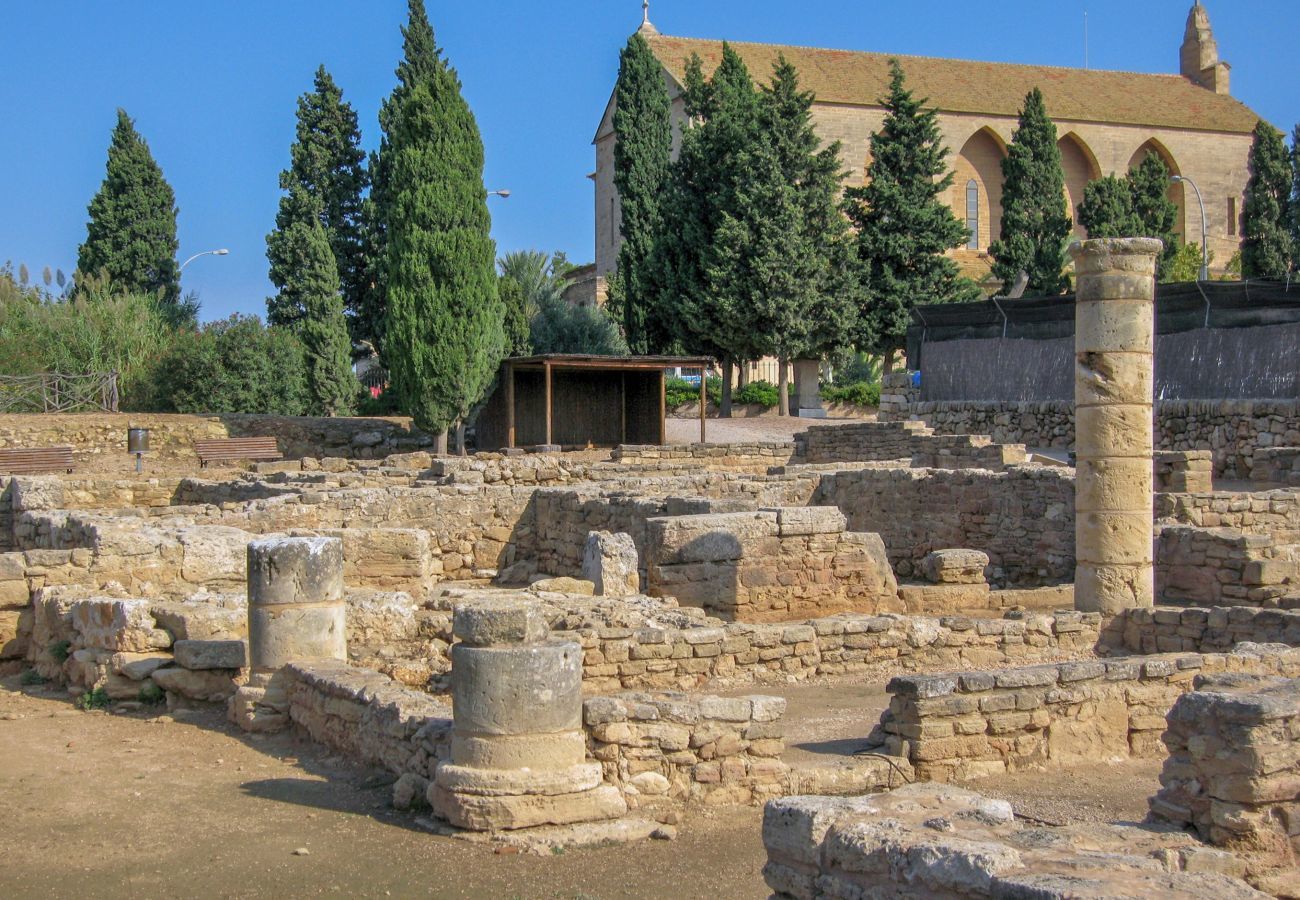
966;180;980;249
1227;197;1238;236
610;198;617;243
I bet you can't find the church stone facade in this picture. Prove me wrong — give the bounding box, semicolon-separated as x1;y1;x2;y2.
593;3;1262;288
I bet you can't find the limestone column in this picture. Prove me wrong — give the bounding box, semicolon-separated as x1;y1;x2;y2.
431;597;626;831
230;536;347;732
1071;238;1163;614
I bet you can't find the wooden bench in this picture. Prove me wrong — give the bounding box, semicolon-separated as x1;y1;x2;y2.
194;437;282;468
0;446;75;475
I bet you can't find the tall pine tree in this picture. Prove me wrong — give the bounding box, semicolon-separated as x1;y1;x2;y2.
989;89;1072;295
78;109;180;304
1241;121;1292;279
1291;124;1300;272
1128;153;1180;277
380;0;504;442
843;61;977;367
610;32;673;355
281;216;359;415
266;67;369;333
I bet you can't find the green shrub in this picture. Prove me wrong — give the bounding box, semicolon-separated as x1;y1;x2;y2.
76;687;110;711
356;387;403;417
665;377;698;410
19;669;47;686
734;380;779;409
821;381;881;407
154;314;312;415
48;640;71;663
138;682;165;705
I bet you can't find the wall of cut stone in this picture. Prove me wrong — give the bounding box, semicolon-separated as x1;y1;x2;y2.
882;399;1300;478
643;508;901;622
813;466;1075;585
873;647;1300;782
611;442;798;470
0;412;433;463
1156;525;1300;608
584;692;790;806
1249;446;1300;486
571;610;1101;694
1110;606;1300;654
1156;489;1300;542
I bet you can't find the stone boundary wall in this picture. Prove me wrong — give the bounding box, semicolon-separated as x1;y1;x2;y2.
644;508;901;622
1110;606;1300;655
1156;489;1300;542
0;412;432;463
813;466;1074;585
1155;451;1214;493
1156;525;1300;609
584;691;790;806
874;646;1300;782
1249;446;1300;486
611;443;797;470
570;611;1101;694
794;421;928;463
881;400;1300;478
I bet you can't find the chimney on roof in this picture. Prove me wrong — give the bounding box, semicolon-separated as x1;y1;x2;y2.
1180;2;1230;95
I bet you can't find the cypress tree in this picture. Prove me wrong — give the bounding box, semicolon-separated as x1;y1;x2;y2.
278;216;358;415
1292;124;1300;272
380;0;504;441
266;67;369;333
1241;121;1292;279
1128;153;1180;276
498;275;531;357
989;89;1072;295
1077;175;1142;239
78;109;180;304
611;32;673;354
843;61;977;366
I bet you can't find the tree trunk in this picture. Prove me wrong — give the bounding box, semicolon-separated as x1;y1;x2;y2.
883;348;898;375
454;422;467;456
737;362;749;389
720;359;733;418
434;429;449;456
778;357;789;417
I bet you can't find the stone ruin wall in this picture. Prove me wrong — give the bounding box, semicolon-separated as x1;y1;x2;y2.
1113;605;1300;655
881;398;1300;478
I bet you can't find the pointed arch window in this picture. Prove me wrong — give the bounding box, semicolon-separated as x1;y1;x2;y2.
965;180;980;250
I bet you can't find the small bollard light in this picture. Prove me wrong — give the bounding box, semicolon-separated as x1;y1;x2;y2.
127;427;150;474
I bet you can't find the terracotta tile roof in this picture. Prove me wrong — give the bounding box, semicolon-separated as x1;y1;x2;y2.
644;33;1260;134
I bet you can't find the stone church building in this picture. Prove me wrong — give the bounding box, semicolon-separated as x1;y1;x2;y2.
592;2;1262;292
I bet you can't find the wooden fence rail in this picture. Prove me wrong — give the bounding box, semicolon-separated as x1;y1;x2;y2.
0;373;119;413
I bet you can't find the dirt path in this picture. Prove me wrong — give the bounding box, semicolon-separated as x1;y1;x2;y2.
0;678;769;900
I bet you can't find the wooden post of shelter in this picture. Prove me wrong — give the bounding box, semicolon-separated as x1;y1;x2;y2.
658;368;667;445
544;359;553;447
505;360;516;450
698;366;707;444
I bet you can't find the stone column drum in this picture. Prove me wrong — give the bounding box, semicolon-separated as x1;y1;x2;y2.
230;536;346;732
431;598;626;831
1071;238;1163;615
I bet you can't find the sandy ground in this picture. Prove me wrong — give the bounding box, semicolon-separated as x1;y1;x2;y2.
1;674;1167;900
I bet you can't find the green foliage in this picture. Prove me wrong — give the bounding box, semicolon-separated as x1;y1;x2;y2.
1292;125;1300;272
356;387;403;416
612;32;673;354
1164;243;1214;283
665;376;779;410
664;377;700;409
733;380;779;409
266;66;370;339
138;682;165;705
843;60;976;357
20;669;48;686
76;687;110;711
1077;175;1142;238
78;109;181;306
498;276;530;357
0;271;176;410
820;381;881;407
989;89;1072;295
529;293;628;356
1128;153;1180;277
48;640;71;663
380;0;505;436
154;315;311;415
1242;121;1293;279
287;219;359;415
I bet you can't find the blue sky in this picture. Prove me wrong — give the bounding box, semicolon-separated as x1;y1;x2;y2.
1;1;1292;322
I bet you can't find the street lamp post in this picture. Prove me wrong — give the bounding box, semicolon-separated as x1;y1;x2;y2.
1170;175;1209;282
487;190;511;199
180;248;230;271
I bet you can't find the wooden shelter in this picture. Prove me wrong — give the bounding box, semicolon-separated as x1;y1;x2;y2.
474;355;714;451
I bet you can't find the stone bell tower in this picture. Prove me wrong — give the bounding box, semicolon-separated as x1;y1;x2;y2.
1180;2;1230;95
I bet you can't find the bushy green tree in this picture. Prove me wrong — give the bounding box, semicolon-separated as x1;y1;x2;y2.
1242;121;1292;279
989;89;1072;295
282;218;358;415
380;0;505;440
1291;124;1300;273
843;61;978;365
156;315;310;415
529;293;628;356
498;276;530;357
78;110;180;305
1128;153;1180;277
1077;175;1142;238
266;66;369;334
610;32;673;354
